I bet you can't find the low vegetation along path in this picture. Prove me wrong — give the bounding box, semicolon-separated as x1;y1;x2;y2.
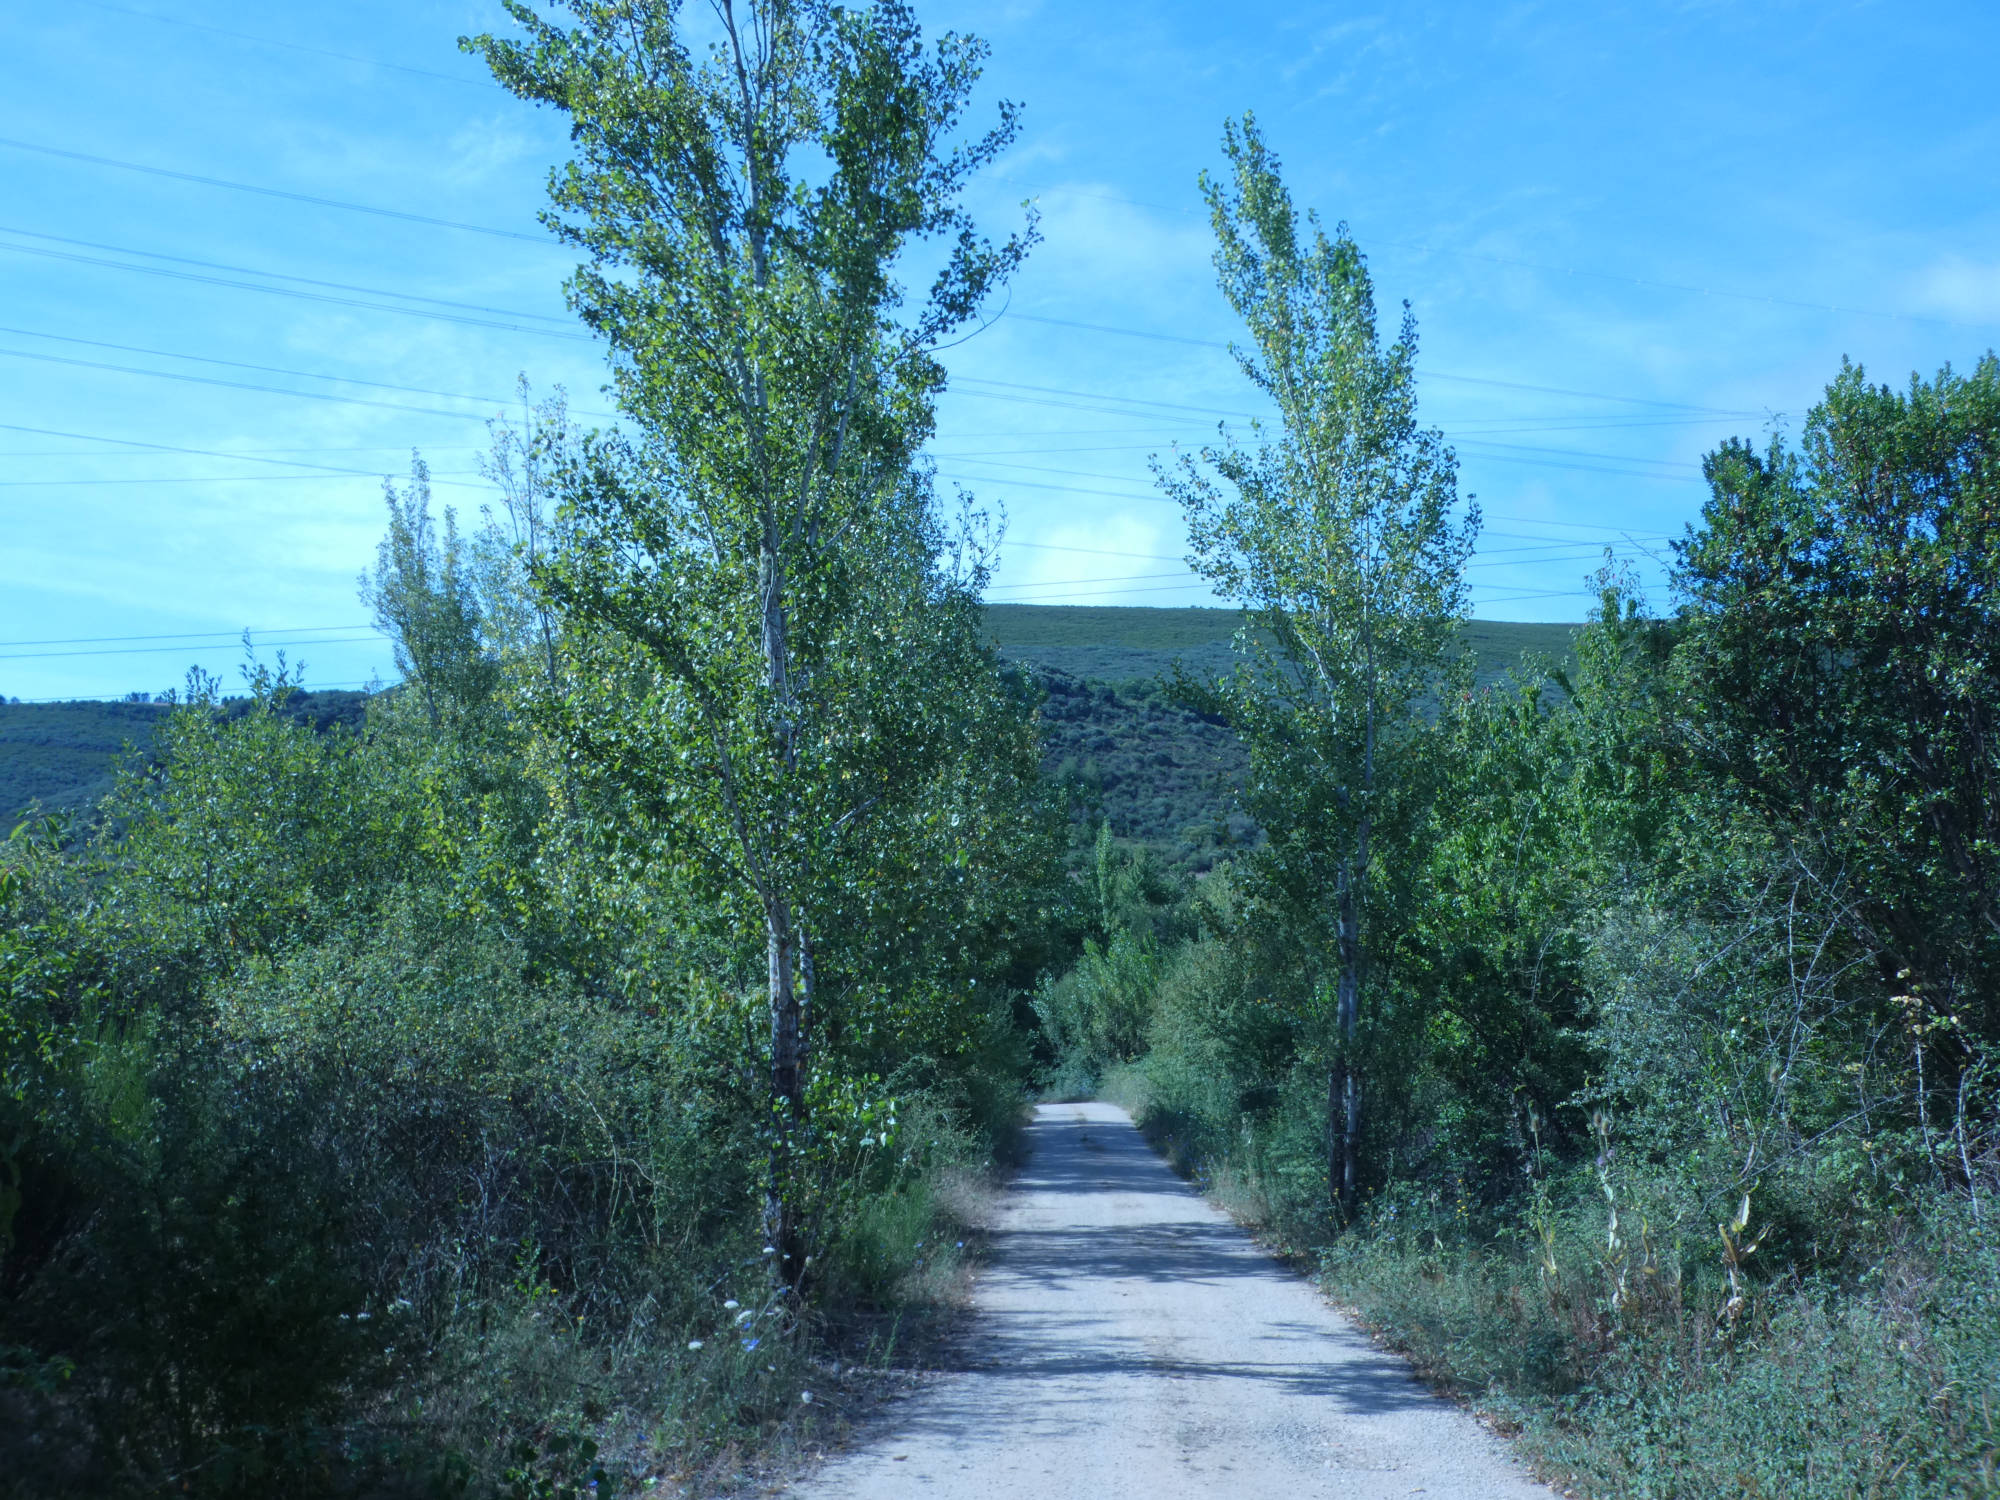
793;1103;1551;1499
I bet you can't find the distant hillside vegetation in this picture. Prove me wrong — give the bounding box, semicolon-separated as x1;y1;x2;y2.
989;606;1579;866
1030;668;1254;869
0;700;170;825
1;692;371;826
985;604;1576;692
3;613;1572;850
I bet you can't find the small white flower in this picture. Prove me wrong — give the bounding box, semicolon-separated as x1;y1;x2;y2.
356;1311;372;1322
722;1299;739;1310
687;1340;704;1351
735;1310;756;1324
762;1245;776;1255
799;1390;813;1404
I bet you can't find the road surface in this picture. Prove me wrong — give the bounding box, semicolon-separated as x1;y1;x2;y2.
792;1102;1552;1499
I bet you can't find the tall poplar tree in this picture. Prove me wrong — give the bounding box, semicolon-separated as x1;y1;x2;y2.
1161;117;1477;1217
467;0;1029;1277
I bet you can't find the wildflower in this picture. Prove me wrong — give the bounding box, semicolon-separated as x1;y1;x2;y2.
722;1298;739;1309
762;1245;776;1255
687;1339;704;1351
799;1390;813;1404
356;1311;372;1322
742;1337;759;1351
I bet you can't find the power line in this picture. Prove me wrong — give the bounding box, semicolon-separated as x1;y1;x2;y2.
955;375;1255;420
0;636;383;662
0;445;483;457
0;327;617;419
0;227;574;325
0;237;591;342
1004;540;1186;564
0;137;550;244
1012;182;1987;333
995;581;1218;603
0;421;493;489
1381;237;1999;334
994;311;1764;415
0;472;478;487
0;347;521;424
0;624;373;648
1456;437;1702;473
934;414;1748;457
69;0;499;89
9;678;386;703
987;570;1195;592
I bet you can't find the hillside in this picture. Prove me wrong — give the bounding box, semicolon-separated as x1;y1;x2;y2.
2;613;1574;847
1;692;371;826
0;699;171;825
985;604;1576;692
989;607;1579;865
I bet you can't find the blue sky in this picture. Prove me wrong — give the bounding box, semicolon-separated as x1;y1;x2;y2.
4;0;1997;699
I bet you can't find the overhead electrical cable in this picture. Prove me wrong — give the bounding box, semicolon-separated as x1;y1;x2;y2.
17;681;381;703
0;636;382;662
0;238;592;341
0;136;549;243
986;570;1195;592
0;226;575;324
68;0;499;89
0;347;521;423
0;421;494;490
0;624;373;648
1454;437;1702;472
1011;183;1983;332
991;312;1764;415
0;327;617;420
0;473;479;487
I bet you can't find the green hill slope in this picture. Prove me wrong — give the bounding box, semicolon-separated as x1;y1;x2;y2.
1;692;371;826
4;612;1571;856
0;700;171;825
985;604;1575;691
988;606;1579;866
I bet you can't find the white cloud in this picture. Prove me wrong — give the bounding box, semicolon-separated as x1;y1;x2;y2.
1909;256;2000;325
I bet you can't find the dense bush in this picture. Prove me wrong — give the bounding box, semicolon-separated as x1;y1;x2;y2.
0;695;1043;1497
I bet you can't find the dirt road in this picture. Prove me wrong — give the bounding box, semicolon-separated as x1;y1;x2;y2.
792;1102;1551;1500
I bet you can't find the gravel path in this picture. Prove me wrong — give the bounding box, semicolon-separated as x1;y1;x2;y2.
791;1102;1553;1499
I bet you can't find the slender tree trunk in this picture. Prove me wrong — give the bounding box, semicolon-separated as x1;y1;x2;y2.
759;538;810;1287
765;900;808;1284
1331;627;1378;1223
1334;863;1361;1219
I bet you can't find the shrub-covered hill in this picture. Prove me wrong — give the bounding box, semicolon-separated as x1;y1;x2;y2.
2;616;1574;851
991;608;1580;866
1;692;370;825
985;604;1577;691
1;700;171;824
1031;668;1254;869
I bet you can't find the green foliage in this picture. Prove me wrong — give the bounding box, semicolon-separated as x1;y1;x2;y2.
1033;668;1253;869
1320;1193;2000;1498
1678;356;2000;1044
95;667;416;975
